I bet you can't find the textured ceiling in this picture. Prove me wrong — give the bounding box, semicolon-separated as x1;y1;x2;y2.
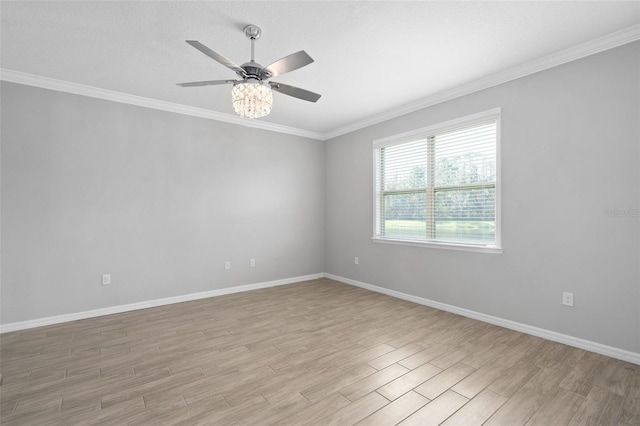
1;1;639;135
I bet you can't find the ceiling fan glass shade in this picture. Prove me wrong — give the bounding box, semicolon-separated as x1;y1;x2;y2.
231;81;273;118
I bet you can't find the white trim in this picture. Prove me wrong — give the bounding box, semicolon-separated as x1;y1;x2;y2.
323;25;640;140
495;112;502;250
371;237;503;254
0;273;323;334
372;108;501;252
2;271;638;364
372;108;501;148
324;273;640;365
1;26;638;142
0;69;324;141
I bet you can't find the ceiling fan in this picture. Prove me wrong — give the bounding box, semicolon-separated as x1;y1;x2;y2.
177;25;321;119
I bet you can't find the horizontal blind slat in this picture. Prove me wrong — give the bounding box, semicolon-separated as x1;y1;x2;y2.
375;118;497;245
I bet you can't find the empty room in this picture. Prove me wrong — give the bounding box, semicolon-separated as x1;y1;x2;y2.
1;1;639;425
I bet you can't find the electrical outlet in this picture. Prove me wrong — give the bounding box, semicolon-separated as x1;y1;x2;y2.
250;258;255;267
354;257;359;265
224;261;231;270
562;292;574;307
101;274;111;285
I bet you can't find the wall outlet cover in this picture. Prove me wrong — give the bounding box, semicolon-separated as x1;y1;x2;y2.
562;291;574;307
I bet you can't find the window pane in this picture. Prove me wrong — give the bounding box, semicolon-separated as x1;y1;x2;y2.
374;111;499;249
435;122;496;187
382;140;428;191
383;192;426;239
435;188;495;242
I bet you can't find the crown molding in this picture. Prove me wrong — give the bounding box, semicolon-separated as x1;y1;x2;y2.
322;24;640;140
2;25;638;141
0;69;324;141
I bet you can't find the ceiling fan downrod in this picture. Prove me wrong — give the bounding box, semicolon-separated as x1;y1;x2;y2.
244;25;262;63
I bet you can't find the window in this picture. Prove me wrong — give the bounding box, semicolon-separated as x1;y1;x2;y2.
373;109;501;252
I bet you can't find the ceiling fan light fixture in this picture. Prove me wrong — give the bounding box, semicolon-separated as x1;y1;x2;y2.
179;25;320;119
231;81;273;119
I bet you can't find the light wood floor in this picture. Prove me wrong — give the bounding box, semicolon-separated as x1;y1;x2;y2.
0;278;638;425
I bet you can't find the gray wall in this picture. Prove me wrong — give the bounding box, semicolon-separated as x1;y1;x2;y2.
324;42;640;353
1;82;325;323
2;42;638;355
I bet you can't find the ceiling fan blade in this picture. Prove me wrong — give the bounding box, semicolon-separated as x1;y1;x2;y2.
177;79;237;87
261;50;314;78
269;82;321;103
186;40;247;77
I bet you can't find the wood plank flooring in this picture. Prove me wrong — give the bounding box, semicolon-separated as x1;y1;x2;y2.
0;278;638;425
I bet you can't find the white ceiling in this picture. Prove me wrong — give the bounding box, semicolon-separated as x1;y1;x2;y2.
1;1;639;137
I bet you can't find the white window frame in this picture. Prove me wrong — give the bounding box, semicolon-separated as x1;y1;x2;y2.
372;108;502;254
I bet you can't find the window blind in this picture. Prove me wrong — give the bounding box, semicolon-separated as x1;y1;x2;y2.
374;111;499;248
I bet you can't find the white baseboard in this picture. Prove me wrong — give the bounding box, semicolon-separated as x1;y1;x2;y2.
324;273;640;365
3;272;638;365
0;273;323;334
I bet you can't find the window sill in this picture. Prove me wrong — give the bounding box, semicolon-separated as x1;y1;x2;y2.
371;237;503;254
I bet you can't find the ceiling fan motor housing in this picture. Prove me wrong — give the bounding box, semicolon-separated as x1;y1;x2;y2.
241;62;267;79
